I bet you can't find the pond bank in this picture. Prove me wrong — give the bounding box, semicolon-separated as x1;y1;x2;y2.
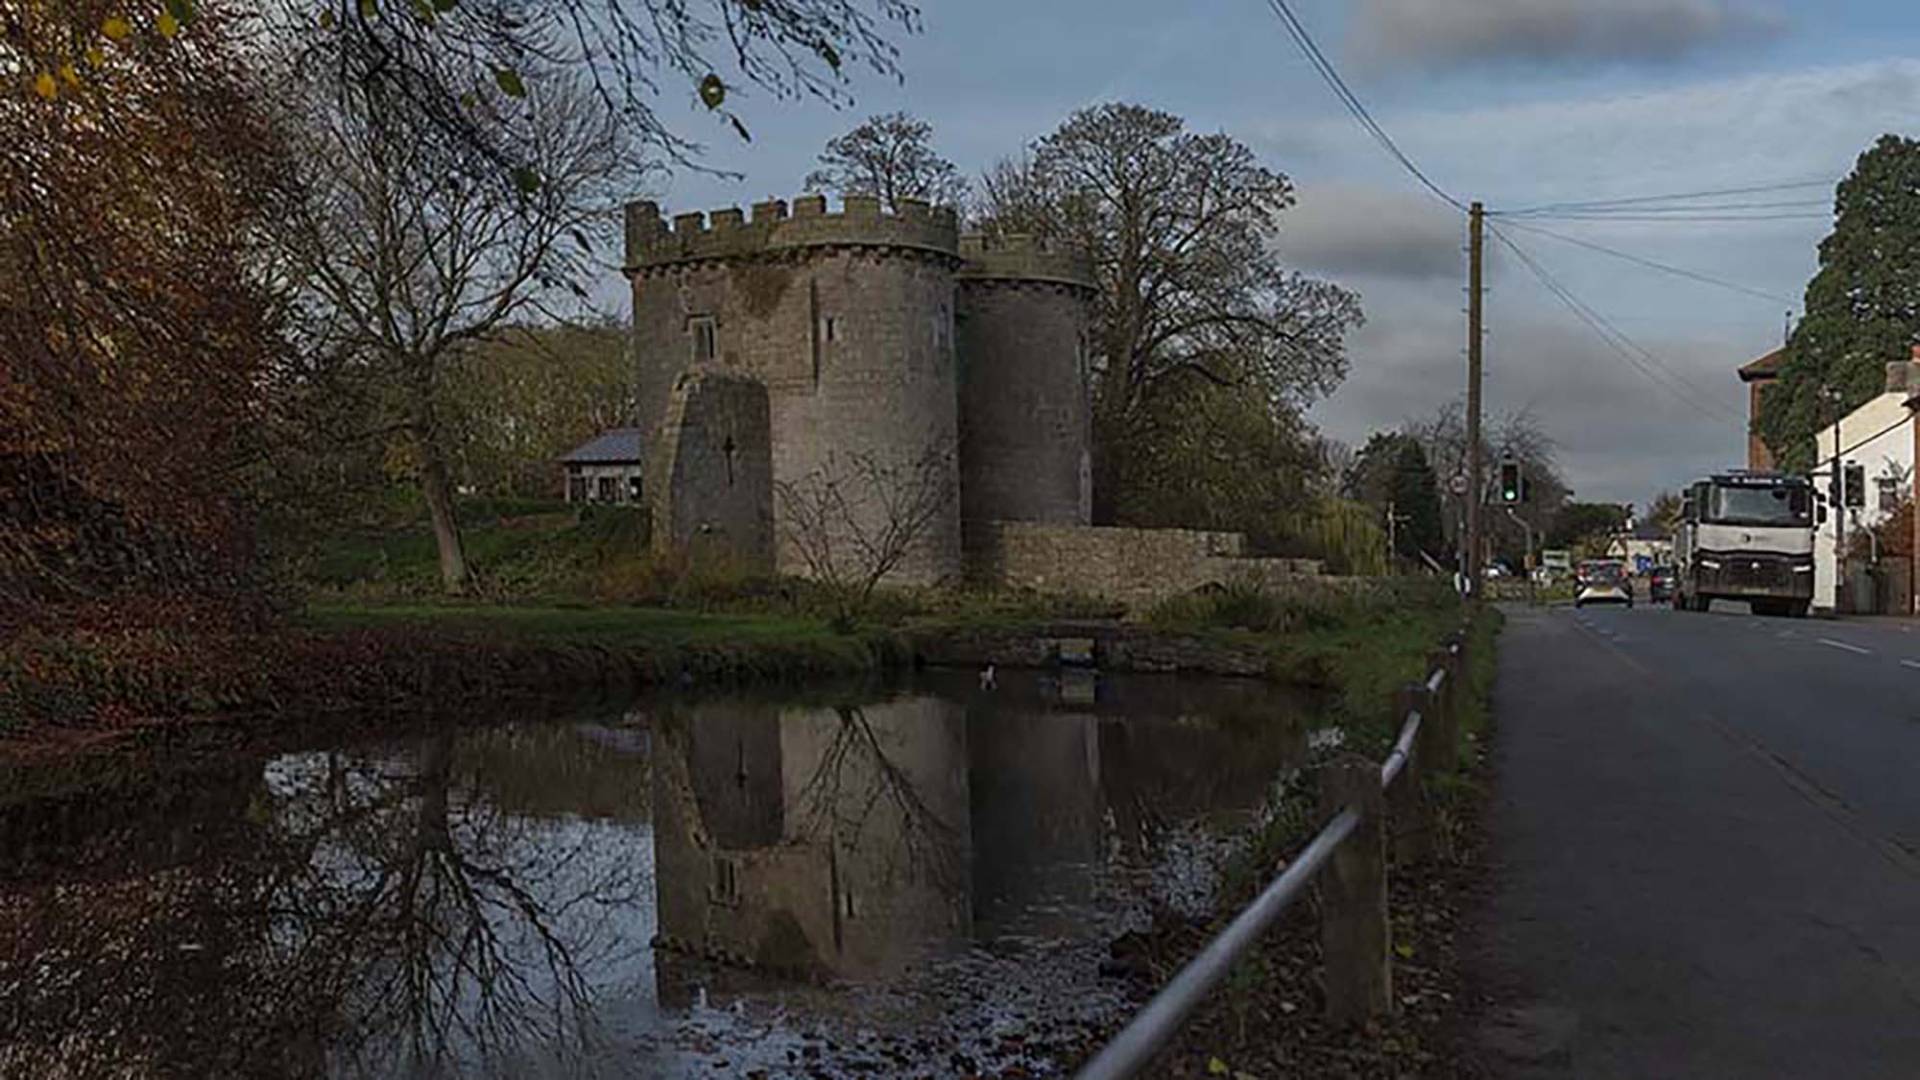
1072;604;1504;1078
1;586;1466;761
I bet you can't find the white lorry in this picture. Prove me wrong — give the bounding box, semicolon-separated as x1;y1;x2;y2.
1672;471;1815;617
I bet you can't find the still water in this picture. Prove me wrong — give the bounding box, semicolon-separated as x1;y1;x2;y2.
0;669;1311;1079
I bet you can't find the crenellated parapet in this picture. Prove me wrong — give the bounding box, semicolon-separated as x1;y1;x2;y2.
956;233;1097;291
624;194;961;272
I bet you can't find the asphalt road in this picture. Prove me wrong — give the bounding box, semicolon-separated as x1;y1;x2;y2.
1468;600;1920;1079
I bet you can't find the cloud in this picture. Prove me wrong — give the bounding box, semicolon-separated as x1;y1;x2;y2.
1310;282;1747;504
1279;185;1464;282
1349;0;1787;70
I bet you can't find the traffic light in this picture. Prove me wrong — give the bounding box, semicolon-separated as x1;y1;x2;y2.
1498;458;1523;504
1844;463;1866;509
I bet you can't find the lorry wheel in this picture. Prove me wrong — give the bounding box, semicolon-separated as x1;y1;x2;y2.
1789;601;1810;619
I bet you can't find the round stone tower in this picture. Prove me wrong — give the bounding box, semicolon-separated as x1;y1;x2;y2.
954;234;1098;526
624;194;965;585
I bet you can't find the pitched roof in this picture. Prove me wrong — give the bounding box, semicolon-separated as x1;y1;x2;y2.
1738;347;1786;382
559;428;644;464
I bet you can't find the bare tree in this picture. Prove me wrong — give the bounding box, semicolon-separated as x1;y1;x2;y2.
803;111;968;210
1405;400;1567;559
259;734;650;1072
277;73;638;592
773;444;954;626
790;705;967;896
256;0;920;195
975;103;1363;522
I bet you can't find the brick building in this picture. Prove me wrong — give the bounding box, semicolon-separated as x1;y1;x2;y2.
1739;347;1786;470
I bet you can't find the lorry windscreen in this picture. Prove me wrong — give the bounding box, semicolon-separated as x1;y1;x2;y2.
1707;484;1810;526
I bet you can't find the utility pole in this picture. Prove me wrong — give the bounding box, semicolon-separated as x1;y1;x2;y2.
1466;201;1486;595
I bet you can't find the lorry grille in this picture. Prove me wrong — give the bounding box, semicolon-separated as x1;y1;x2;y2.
1726;558;1788;588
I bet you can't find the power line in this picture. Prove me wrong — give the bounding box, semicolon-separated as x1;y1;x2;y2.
1496;220;1798;306
1502;211;1832;224
1509;198;1830;216
1262;0;1464;212
1497;179;1834;217
1488;224;1744;427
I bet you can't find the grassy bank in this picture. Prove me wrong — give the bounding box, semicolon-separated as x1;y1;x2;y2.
0;605;904;743
1145;577;1470;742
1102;601;1504;1078
292;498;653;601
4;530;1479;757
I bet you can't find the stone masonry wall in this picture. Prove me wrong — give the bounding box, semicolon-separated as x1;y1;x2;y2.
628;196;963;585
956;280;1092;525
965;520;1324;612
772;248;962;585
648;366;774;571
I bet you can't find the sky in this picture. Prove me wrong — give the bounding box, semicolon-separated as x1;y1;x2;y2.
628;0;1920;508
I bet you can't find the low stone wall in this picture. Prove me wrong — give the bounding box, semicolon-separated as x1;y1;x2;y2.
964;520;1324;611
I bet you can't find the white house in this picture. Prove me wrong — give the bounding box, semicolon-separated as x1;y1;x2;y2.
1812;389;1913;611
559;428;645;505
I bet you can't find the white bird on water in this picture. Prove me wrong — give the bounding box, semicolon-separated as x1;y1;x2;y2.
979;663;997;690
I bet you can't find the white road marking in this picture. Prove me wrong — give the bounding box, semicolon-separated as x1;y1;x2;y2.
1818;638;1872;656
1901;660;1920;671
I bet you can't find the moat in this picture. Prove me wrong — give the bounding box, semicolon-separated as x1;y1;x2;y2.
0;670;1316;1079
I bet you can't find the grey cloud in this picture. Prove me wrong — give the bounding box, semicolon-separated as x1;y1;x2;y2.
1349;0;1787;70
1311;282;1753;504
1279;185;1465;282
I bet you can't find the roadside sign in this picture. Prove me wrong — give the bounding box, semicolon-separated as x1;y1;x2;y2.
1449;473;1469;496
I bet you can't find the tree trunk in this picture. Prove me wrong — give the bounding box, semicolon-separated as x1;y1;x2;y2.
419;442;470;594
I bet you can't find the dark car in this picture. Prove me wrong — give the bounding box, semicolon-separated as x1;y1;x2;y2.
1575;560;1633;608
1647;566;1675;603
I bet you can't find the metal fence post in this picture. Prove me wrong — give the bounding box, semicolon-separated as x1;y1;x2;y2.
1318;755;1392;1025
1389;683;1436;865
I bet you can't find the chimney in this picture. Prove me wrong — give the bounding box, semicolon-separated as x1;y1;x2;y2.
1893;346;1920;397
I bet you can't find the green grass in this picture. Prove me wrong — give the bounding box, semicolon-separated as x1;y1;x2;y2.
304;601;839;647
1216;600;1502;901
1144;577;1468;742
297;502;651;600
1455;604;1503;743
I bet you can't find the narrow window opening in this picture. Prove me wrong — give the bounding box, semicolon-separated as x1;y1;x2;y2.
723;434;738;488
690;315;716;363
824;316;836;342
809;279;822;389
708;856;740;907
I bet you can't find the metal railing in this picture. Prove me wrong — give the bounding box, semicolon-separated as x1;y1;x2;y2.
1073;630;1472;1080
